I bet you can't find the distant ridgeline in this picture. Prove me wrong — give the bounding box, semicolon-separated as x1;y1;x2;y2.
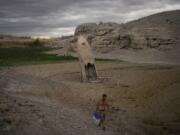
74;10;180;52
0;35;49;48
0;34;31;39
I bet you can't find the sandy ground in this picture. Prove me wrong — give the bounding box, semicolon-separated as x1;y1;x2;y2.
0;61;180;135
94;48;180;65
47;47;180;65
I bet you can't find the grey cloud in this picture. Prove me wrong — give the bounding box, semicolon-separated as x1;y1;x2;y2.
0;0;180;37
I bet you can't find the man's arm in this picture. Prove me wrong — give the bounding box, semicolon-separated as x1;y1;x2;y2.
96;101;100;112
106;102;109;111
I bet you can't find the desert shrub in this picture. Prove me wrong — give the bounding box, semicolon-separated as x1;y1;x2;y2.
29;38;43;47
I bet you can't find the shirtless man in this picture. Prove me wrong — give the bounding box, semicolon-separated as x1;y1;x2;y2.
96;94;109;130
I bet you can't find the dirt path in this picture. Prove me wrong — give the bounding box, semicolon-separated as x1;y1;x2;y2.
0;86;144;135
0;62;180;135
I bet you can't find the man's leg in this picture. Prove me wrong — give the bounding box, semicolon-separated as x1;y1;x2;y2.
102;114;106;130
98;112;104;127
100;112;106;130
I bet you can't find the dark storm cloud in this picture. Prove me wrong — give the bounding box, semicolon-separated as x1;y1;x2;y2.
0;0;180;37
0;0;85;18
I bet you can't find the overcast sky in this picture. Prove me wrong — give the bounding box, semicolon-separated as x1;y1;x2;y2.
0;0;180;37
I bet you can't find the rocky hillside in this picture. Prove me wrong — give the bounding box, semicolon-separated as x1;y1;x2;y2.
75;10;180;52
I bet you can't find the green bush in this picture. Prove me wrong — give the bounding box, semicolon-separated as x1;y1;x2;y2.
28;38;43;47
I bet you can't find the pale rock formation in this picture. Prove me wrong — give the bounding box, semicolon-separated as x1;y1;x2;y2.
74;10;180;52
74;35;98;82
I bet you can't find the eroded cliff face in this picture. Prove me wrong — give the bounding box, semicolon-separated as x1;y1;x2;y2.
74;10;180;53
46;10;180;64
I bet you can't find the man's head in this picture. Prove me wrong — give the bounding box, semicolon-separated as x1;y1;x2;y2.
102;94;107;101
